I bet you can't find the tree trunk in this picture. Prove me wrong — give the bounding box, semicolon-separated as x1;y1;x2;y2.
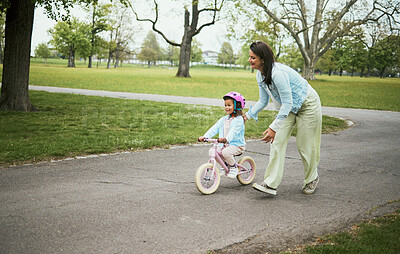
88;55;93;68
68;47;75;67
380;67;386;78
107;50;112;69
302;60;317;80
0;0;35;111
88;5;96;68
176;9;191;78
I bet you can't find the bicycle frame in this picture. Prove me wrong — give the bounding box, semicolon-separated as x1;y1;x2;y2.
205;138;250;176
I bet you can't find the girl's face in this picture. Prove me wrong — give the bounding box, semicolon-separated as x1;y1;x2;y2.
224;99;235;115
249;50;263;71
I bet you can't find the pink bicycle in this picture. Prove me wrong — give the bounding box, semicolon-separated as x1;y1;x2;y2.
195;138;256;194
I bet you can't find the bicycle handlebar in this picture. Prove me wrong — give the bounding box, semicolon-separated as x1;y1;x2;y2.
204;138;218;143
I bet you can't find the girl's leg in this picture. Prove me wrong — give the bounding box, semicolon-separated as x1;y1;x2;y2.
263;113;296;188
295;88;322;188
222;145;245;166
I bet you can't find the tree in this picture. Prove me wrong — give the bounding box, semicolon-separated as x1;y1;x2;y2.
249;0;399;80
331;37;349;76
0;0;36;111
49;18;91;67
0;13;5;64
34;43;53;64
130;0;225;77
163;45;180;66
371;35;400;78
191;38;203;64
82;2;111;68
0;0;127;111
142;31;161;64
236;43;251;70
218;41;234;69
346;36;368;77
105;3;134;69
138;48;157;67
279;44;304;72
316;48;336;75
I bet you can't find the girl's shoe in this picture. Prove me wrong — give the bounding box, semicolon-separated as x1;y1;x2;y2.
227;166;238;179
252;182;277;195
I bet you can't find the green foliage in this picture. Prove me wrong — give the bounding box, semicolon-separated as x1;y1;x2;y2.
191;38;203;63
48;18;91;65
141;31;161;60
34;43;52;59
82;2;112;63
138;48;158;67
279;44;304;71
218;41;234;65
162;45;180;66
370;35;400;77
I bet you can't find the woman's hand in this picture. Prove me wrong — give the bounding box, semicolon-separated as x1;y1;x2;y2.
262;128;276;143
243;114;248;124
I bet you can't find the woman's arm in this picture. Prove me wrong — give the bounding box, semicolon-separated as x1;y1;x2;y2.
246;84;270;122
269;69;293;132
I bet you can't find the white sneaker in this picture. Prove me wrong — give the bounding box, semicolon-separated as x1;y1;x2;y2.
302;176;319;195
227;166;238;179
219;168;226;176
252;182;277;195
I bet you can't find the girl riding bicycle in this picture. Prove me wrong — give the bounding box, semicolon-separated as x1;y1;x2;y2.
198;92;246;179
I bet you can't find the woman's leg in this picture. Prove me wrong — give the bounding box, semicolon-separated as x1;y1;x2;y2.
295;88;322;188
263;113;296;188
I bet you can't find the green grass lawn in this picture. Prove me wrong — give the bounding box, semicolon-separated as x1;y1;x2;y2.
281;209;400;254
0;90;347;166
22;60;400;111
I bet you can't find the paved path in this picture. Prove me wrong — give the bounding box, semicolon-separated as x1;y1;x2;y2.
1;86;399;253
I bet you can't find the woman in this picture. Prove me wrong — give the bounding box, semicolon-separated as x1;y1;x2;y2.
244;41;322;195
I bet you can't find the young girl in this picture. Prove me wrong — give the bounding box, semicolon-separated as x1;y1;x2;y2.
198;92;246;179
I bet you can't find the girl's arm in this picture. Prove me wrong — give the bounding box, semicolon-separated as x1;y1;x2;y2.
203;116;224;138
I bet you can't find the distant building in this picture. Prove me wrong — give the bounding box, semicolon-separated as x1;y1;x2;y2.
202;50;218;65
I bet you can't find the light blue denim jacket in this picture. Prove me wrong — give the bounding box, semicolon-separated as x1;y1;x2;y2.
204;115;246;147
246;63;309;131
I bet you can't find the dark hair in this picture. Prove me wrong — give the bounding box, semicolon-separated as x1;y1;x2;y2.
223;97;243;117
250;41;276;87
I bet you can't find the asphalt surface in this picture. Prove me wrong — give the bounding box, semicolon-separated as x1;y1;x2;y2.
1;86;400;254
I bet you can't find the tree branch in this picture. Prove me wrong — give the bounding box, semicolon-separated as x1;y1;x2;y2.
127;0;180;47
251;0;310;64
194;0;225;36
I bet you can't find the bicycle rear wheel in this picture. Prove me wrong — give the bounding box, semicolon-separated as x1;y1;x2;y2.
237;156;256;185
195;163;220;195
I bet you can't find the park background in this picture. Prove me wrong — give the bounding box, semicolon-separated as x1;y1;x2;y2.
0;0;399;253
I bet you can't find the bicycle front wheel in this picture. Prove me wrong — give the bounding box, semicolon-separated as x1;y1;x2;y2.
195;163;220;195
237;156;256;185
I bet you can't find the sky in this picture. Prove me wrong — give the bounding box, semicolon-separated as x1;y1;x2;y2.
31;3;234;56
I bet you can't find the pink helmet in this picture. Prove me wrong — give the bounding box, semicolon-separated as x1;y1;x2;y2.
223;91;246;110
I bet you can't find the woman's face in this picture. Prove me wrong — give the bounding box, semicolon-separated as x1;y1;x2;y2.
248;50;263;71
